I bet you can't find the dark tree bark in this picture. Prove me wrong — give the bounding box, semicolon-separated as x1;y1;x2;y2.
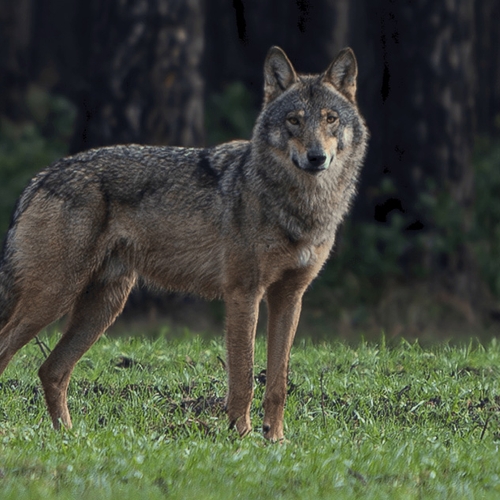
350;0;481;311
204;0;350;101
0;0;205;150
475;0;500;138
71;0;204;152
0;0;34;121
0;0;91;121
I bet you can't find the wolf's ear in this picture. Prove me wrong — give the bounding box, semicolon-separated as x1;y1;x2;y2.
324;48;358;103
263;46;298;104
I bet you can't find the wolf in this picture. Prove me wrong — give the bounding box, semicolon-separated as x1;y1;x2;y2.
0;46;367;441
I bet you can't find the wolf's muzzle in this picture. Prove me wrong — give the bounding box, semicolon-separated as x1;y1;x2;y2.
292;149;330;174
306;151;327;171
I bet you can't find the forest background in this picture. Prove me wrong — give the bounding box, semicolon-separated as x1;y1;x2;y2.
1;0;499;342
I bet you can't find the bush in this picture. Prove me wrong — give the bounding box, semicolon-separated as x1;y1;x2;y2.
471;140;500;297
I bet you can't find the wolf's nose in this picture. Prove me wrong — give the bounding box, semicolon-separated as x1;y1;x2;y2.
307;151;327;168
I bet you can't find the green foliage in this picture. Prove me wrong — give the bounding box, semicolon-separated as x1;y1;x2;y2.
1;333;500;499
314;140;500;308
332;215;410;283
471;140;500;296
0;87;76;237
205;82;258;145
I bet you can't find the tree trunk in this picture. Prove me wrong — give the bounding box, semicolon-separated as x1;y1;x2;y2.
475;0;500;138
0;0;33;121
71;0;204;152
204;0;351;100
350;0;481;311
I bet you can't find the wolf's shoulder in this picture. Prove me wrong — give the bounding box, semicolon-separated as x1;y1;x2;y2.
208;140;251;167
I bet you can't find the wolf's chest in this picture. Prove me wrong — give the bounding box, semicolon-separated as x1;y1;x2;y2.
296;246;315;267
259;239;322;275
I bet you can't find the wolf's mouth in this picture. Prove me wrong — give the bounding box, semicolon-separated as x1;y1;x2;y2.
292;156;329;175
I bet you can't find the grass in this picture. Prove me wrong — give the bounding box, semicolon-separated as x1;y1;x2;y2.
1;330;500;499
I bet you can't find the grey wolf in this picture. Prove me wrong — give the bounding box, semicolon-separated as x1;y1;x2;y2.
0;46;368;441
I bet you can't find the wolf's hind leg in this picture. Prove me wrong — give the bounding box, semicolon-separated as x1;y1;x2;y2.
0;297;69;376
0;320;52;375
38;272;136;429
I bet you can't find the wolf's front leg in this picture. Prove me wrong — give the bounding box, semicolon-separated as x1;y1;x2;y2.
263;270;309;441
224;289;262;437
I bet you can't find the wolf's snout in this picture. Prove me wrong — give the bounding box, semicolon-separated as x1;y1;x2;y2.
305;150;328;172
307;151;326;166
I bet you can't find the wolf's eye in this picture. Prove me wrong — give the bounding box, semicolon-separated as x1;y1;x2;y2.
326;114;338;124
287;117;299;126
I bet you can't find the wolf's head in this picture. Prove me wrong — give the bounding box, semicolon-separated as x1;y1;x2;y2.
253;46;367;178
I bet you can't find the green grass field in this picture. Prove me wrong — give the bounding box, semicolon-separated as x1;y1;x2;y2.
1;331;500;499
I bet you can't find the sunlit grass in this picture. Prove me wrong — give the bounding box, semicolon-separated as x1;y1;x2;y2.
1;332;500;499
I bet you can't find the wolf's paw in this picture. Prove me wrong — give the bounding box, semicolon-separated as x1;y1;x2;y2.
229;415;252;437
262;422;284;442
